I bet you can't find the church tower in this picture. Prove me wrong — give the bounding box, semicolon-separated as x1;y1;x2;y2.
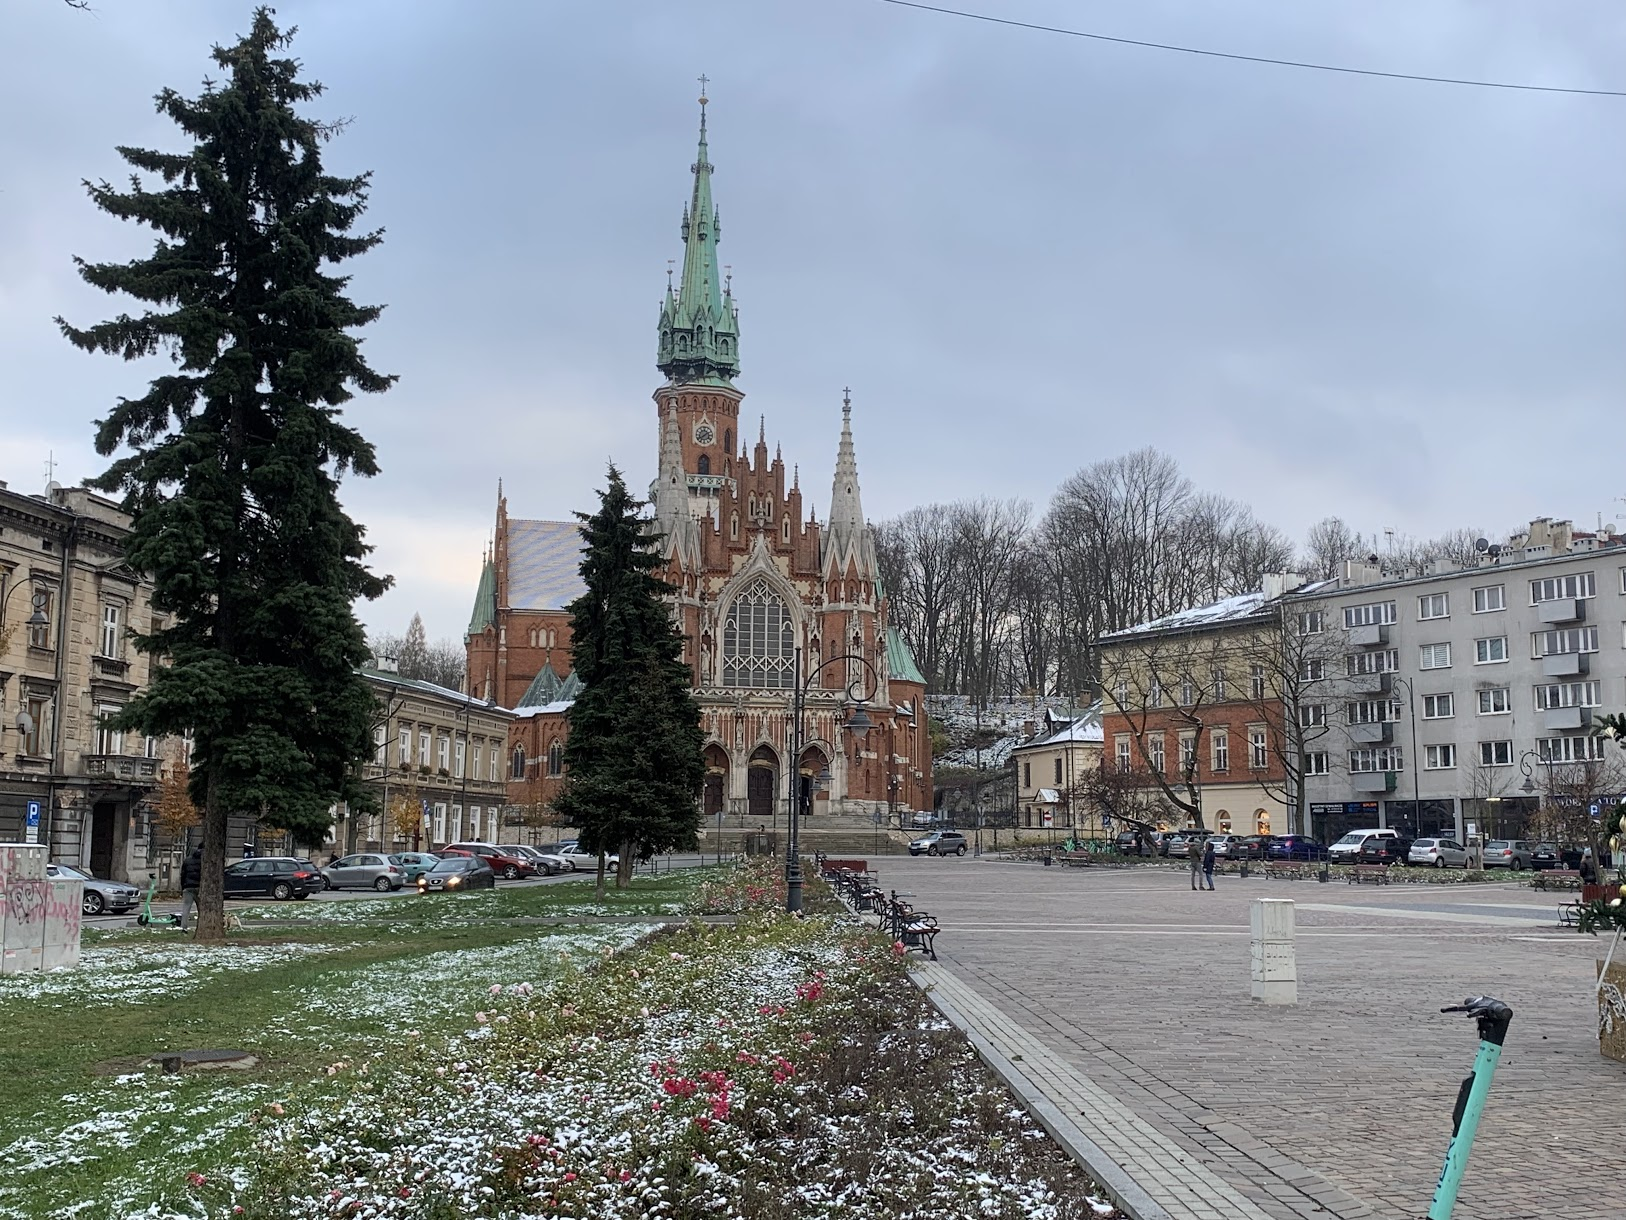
654;82;741;522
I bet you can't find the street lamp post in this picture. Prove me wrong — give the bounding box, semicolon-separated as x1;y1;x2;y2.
785;647;880;914
1391;675;1423;837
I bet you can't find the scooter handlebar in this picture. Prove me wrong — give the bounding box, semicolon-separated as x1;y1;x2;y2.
1441;995;1513;1046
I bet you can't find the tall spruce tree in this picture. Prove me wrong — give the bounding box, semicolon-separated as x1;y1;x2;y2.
557;467;705;891
57;9;392;942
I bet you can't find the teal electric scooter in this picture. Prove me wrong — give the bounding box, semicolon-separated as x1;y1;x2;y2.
1427;996;1512;1219
135;872;182;927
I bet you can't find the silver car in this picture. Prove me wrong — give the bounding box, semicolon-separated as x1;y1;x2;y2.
1482;839;1536;871
321;852;405;892
46;863;143;916
1409;837;1470;869
499;845;566;875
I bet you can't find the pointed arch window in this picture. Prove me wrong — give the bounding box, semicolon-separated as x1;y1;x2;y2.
723;577;797;689
547;740;564;777
511;745;527;780
781;516;791;543
723;428;732;453
698;454;711;475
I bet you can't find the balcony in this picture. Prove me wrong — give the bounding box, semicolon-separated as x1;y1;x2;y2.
1542;706;1587;731
1347;671;1391;695
82;754;160;783
1538;599;1584;625
1351;770;1397;794
1348;721;1393;745
1541;653;1588;678
1347;624;1389;647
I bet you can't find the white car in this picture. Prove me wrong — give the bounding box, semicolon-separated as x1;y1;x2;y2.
542;842;619;870
1328;828;1398;864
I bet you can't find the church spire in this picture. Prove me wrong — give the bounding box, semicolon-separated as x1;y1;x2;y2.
651;405;702;568
822;388;878;578
656;80;740;386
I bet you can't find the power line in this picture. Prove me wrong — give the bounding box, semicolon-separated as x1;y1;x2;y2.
877;0;1626;98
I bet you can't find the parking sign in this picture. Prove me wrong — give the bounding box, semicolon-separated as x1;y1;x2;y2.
24;799;41;844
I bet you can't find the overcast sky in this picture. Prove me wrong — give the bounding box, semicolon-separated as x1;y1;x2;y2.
5;1;1623;643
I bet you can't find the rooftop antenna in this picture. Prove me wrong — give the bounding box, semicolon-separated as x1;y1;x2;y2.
43;450;57;490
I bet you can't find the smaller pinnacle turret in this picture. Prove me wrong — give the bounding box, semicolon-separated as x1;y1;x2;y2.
822;388;878;579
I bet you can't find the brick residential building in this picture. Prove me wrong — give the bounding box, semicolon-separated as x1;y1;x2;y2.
465;94;931;830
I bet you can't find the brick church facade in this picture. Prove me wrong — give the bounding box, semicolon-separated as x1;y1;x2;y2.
465;94;932;828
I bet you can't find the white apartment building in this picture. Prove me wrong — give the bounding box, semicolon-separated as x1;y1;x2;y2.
1285;518;1626;845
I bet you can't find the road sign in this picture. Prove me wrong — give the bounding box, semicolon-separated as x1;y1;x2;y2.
1101;815;1112;827
1591;803;1601;819
24;799;40;844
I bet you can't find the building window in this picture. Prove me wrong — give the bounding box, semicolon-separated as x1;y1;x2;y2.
1422;693;1454;719
1476;687;1510;715
1348;649;1399;676
1346;699;1400;725
1474;636;1508;664
1212;731;1229;773
1178;732;1196;773
511;745;526;779
1147;679;1163;709
1053;757;1062;784
1535;680;1599;710
1537;735;1605;763
1349;746;1404;773
490;748;501;782
433;802;448;844
454;737;466;779
450;804;463;842
437;735;450;772
22;697;47;756
722;577;796;689
1113;677;1129;706
100;604;123;658
144;735;159;759
1250;664;1266;700
1149;735;1166;775
1299;704;1326;728
1179;676;1195;706
398;726;411;765
468;806;482;841
1530;572;1594;603
1114;737;1131;773
373;725;387;765
95;704;123;756
1297;609;1324;635
1304;751;1329;776
472;742;483;780
698;454;711;475
1249;728;1267;770
1023;761;1032;787
1533;626;1598;657
1478;740;1513;767
1417;593;1448;620
1419;643;1452;670
418;730;431;768
1344;602;1397;628
1299;658;1325;682
1424;744;1457;770
1472;585;1505;613
1210;668;1228;701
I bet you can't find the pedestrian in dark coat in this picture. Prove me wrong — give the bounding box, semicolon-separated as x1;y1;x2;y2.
1201;838;1217;891
179;846;202;931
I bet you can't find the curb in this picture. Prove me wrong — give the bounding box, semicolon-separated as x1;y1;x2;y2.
911;972;1173;1220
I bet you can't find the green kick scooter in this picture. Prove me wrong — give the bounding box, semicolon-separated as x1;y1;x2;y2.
1427;995;1512;1220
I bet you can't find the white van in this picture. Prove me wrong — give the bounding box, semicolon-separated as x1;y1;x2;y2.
1328;828;1398;864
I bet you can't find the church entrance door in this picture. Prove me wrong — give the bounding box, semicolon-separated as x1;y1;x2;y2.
747;745;778;826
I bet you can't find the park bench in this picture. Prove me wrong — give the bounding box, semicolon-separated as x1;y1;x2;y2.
1533;869;1582;892
1263;860;1315;881
1056;850;1093;868
878;892;940;960
1348;864;1391;886
1557;883;1615;927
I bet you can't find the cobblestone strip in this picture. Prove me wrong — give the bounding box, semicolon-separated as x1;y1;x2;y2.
914;961;1278;1220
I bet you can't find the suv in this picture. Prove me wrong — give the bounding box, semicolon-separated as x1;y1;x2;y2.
1328;829;1397;864
908;830;968;857
223;857;321;901
1267;835;1327;862
1355;836;1412;866
442;843;536;880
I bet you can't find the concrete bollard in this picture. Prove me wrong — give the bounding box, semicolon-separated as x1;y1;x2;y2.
1250;897;1297;1005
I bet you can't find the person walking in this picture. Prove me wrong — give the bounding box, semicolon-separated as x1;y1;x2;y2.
1188;835;1203;890
1201;836;1217;891
179;845;202;932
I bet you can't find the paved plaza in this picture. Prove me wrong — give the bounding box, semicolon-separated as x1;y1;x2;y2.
868;856;1623;1220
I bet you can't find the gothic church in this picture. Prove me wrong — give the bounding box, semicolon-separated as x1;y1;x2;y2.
465;94;932;826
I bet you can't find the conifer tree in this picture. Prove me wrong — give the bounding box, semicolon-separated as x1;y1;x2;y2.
557;467;705;891
57;9;392;941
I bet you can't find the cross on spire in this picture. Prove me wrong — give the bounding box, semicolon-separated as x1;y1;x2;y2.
698;74;710;98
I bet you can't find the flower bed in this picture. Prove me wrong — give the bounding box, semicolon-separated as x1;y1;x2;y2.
232;911;1114;1218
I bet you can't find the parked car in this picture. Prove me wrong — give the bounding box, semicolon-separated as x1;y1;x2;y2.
1166;832;1211;859
498;845;566;875
442;843;536;880
297;859;333;890
1482;840;1537;871
1530;843;1560;870
1229;835;1276;860
544;841;620;869
223;857;321;900
1328;829;1398;864
1267;835;1328;862
416;855;496;892
389;852;441;882
322;853;405;892
1409;837;1470;869
1354;837;1412;866
910;811;939;828
46;862;143;916
1202;834;1240;859
908;830;968;857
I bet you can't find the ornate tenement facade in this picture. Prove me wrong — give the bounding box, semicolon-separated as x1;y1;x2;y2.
467;94;931;827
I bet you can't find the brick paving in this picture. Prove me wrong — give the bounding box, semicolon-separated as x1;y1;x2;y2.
869;857;1624;1220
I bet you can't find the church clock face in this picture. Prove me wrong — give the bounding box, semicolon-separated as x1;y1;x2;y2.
694;423;716;446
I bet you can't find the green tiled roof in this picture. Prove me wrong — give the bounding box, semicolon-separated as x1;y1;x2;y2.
466;558;496;638
886;627;925;686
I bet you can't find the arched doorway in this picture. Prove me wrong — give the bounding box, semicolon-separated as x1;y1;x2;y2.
703;744;729;818
747;744;778;826
797;746;828;820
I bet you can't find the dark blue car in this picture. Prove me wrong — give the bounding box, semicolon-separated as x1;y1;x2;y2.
1266;834;1328;861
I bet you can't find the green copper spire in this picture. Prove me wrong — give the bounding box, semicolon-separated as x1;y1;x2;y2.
657;83;740;385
